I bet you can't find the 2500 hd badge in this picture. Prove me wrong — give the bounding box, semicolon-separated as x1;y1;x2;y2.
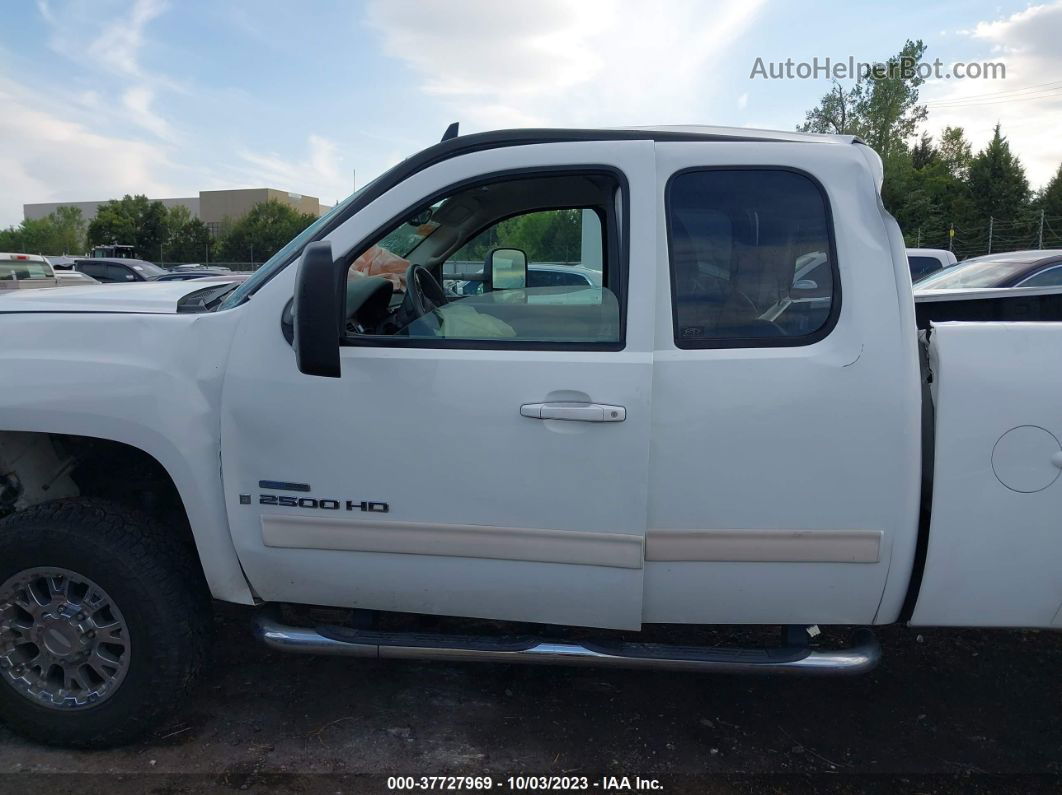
258;495;389;512
239;480;389;512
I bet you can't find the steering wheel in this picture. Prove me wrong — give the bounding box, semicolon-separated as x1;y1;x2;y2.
394;264;448;331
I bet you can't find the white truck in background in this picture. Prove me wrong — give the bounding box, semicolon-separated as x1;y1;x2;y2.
1;125;1060;748
0;253;58;291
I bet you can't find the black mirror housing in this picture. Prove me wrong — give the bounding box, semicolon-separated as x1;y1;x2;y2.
293;241;341;378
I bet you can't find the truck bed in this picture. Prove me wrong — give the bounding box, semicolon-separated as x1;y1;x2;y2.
912;319;1062;627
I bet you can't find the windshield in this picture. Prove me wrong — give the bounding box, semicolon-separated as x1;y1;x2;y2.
220;189;366;310
915;259;1030;289
130;261;167;277
375;201;443;258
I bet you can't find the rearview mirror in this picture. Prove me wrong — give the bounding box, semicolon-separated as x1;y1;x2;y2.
487;248;527;290
293;241;341;378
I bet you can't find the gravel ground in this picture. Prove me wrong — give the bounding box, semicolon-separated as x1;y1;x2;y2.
0;605;1059;793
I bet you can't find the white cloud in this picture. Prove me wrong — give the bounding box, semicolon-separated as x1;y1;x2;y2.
233;135;351;205
737;92;749;110
34;0;182;144
85;0;168;79
35;0;55;24
921;1;1062;188
0;77;180;227
366;0;767;129
122;86;176;141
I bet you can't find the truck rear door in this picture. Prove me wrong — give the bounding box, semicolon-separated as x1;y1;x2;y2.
644;141;924;625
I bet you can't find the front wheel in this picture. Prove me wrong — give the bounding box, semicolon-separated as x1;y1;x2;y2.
0;499;210;748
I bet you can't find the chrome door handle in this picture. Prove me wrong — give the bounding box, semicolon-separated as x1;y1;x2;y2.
520;402;626;422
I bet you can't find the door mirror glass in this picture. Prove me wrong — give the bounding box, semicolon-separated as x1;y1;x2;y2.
487;248;527;290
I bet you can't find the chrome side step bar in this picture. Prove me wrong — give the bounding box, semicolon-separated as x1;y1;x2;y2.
252;611;880;676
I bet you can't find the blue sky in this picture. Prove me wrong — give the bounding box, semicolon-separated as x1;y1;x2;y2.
2;0;1060;226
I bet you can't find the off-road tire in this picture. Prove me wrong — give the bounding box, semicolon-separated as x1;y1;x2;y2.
0;498;211;748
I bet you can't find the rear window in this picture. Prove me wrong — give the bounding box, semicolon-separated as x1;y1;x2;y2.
0;261;52;279
908;256;943;281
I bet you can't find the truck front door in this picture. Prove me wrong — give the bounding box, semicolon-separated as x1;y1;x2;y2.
220;142;657;630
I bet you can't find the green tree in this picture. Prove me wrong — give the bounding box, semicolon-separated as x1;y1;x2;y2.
856;40;928;160
1035;162;1062;220
967;124;1030;221
448;210;584;264
495;210;582;262
51;206;87;254
937;126;974;181
214;200;317;263
799;81;864;135
800;40;928;161
910;132;936;170
0;207;86;255
87;195;169;261
162;205;210;264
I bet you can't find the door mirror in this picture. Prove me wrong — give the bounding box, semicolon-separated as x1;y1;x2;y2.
487;248;527;290
293;241;341;378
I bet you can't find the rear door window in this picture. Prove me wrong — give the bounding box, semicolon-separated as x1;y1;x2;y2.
106;264;137;282
77;262;108;281
666;169;838;347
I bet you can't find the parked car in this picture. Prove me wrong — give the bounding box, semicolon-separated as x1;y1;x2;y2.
906;248;957;282
0;252;58;291
173;263;231;272
3;125;1062;748
449;263;602;296
54;270;100;286
155;268;241;282
44;255;78;270
73;257;168;283
914;249;1062;291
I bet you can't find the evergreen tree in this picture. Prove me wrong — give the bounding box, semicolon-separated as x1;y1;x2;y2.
967;124;1030;221
937;126;973;181
1035;162;1062;220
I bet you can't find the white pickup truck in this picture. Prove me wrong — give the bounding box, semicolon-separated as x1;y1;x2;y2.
2;126;1061;748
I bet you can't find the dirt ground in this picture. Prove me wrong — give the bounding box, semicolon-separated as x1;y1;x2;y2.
0;605;1059;793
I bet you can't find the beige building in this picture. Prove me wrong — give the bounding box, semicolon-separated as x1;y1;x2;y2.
197;189;327;236
24;188;331;234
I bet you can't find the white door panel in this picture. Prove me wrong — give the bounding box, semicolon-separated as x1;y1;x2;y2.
221;142;656;630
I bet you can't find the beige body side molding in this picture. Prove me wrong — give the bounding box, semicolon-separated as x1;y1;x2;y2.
262;514;644;569
645;529;882;563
